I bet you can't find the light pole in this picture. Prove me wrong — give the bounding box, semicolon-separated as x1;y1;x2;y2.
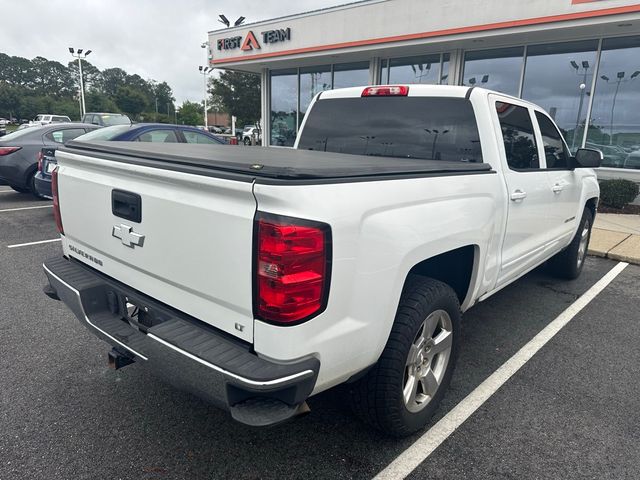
600;71;640;145
198;66;212;129
467;75;489;87
570;60;590;150
69;47;91;118
425;129;449;159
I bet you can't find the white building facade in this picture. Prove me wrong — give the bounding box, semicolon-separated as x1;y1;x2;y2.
208;0;640;182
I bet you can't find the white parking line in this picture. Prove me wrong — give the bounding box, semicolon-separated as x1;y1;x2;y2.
374;261;629;480
0;205;52;213
7;238;61;249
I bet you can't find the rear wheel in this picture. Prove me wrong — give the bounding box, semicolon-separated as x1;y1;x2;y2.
350;276;461;437
548;209;593;280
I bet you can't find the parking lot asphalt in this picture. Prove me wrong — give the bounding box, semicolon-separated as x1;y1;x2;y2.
1;187;638;480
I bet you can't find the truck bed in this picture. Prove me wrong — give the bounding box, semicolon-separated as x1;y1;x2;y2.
62;141;493;184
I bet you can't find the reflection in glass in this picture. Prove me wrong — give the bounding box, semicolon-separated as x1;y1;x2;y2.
522;40;598;153
297;97;483;163
299;66;332;128
463;47;524;96
333;62;370;89
389;54;441;84
587;36;640;169
440;53;450;85
270;69;298;147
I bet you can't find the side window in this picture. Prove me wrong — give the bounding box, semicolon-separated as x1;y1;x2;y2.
46;128;87;144
496;102;539;170
183;130;218;144
535;112;569;169
136;129;179;143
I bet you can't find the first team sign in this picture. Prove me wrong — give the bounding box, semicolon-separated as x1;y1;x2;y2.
217;28;292;51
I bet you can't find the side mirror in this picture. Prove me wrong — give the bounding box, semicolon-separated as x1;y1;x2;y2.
573;148;603;168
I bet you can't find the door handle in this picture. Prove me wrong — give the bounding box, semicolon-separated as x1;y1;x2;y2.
510;190;527;201
552;183;564;194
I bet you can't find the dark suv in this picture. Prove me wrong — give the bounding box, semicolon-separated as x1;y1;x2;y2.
81;112;131;127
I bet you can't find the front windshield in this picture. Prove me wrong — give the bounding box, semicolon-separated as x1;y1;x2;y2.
101;115;131;126
35;115;46;122
74;125;132;141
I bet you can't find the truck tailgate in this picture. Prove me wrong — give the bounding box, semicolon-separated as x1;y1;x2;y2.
55;149;256;343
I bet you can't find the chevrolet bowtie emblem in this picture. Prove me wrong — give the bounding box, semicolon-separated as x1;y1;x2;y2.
112;224;145;248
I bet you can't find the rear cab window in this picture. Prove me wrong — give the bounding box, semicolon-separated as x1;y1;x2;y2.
297;96;483;163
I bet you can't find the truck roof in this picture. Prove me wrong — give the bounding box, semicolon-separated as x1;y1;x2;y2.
62;140;492;185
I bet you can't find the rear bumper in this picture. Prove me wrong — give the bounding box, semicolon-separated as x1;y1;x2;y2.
43;256;320;426
34;172;52;198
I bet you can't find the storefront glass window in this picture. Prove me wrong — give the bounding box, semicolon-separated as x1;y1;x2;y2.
388;54;442;85
463;47;524;96
440;53;451;85
522;40;598;153
270;69;298;147
586;36;640;169
333;62;370;89
299;65;332;128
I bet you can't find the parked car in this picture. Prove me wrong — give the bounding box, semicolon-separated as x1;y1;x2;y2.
81;112;131;127
43;85;601;436
623;150;640;170
73;123;227;144
235;124;257;142
242;126;261;145
30;114;72;126
33;124;226;198
0;123;98;197
0;118;9;127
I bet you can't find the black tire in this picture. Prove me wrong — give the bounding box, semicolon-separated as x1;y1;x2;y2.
243;137;251;146
350;276;461;437
547;208;593;280
10;185;30;193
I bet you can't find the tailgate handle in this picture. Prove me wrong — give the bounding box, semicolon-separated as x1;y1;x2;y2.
112;190;142;223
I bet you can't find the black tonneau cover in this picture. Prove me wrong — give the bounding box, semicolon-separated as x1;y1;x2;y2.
62;141;492;183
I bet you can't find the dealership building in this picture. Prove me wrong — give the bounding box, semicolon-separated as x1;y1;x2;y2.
208;0;640;183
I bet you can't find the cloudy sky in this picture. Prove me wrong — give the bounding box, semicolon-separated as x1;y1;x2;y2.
1;0;341;104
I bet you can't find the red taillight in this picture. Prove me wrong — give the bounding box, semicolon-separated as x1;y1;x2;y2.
0;146;21;156
255;213;331;324
37;151;43;172
51;167;64;234
362;85;409;97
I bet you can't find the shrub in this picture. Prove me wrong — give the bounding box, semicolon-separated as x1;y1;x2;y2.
599;179;640;209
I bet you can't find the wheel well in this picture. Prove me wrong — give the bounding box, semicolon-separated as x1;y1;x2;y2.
407;245;476;304
23;163;37;188
585;197;598;218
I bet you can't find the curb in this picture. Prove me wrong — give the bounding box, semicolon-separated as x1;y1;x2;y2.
588;228;640;265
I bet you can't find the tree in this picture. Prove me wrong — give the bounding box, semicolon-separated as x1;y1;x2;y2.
209;71;261;126
115;86;147;118
67;59;101;93
0;83;21;119
177;100;203;126
85;90;119;114
100;67;127;97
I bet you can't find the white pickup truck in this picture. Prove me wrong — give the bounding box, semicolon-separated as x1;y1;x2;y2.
43;85;602;436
